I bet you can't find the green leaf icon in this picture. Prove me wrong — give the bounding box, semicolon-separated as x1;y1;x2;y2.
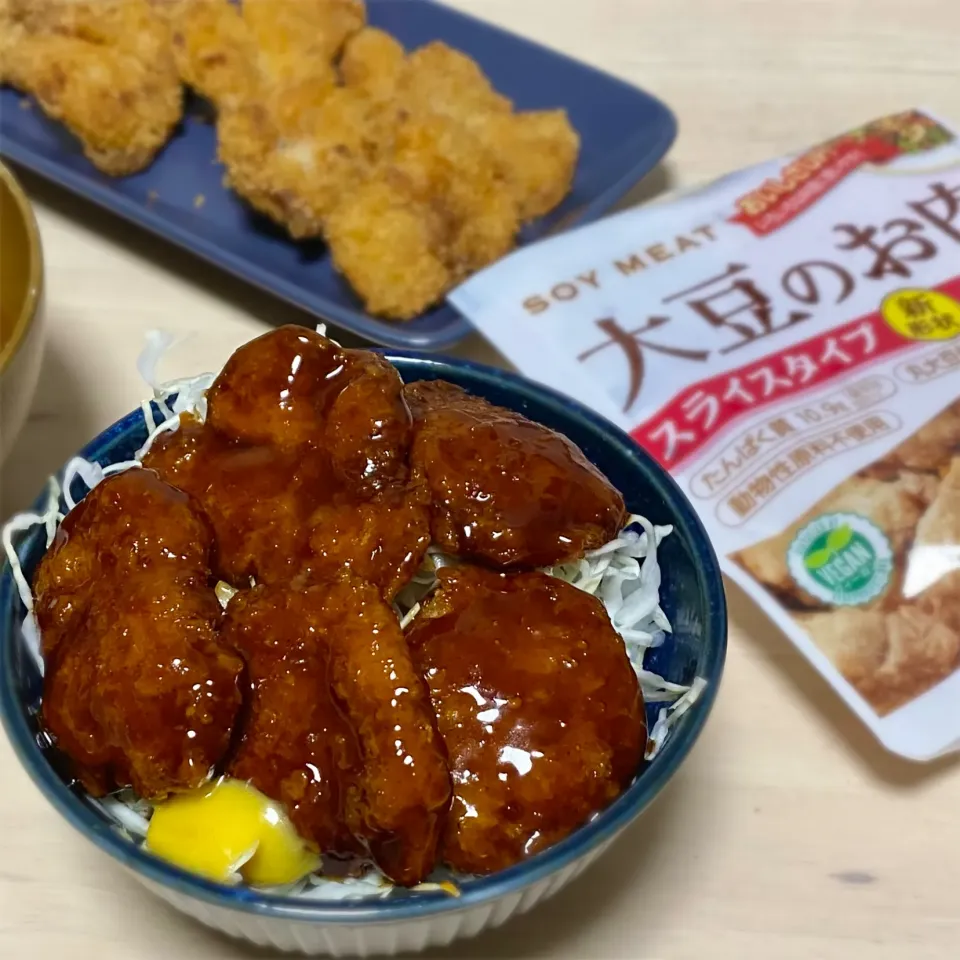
805;547;832;570
826;525;853;551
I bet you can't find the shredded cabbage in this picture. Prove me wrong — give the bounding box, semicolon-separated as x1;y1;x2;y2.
214;581;239;610
137;329;181;397
100;794;151;840
0;328;708;901
645;676;708;760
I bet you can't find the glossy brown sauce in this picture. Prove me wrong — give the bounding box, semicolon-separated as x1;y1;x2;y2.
36;326;645;883
143;416;331;586
405;380;626;568
33;469;244;799
143;326;424;597
223;581;366;857
206;324;411;495
206;326;346;450
224;577;450;883
407;566;645;875
304;480;431;602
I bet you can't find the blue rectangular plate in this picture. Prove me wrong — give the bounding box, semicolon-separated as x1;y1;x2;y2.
0;0;676;350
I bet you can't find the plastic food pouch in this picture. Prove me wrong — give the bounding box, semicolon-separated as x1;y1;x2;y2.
450;109;960;760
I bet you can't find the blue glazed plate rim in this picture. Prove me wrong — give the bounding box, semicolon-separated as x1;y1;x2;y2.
0;353;725;923
0;0;677;351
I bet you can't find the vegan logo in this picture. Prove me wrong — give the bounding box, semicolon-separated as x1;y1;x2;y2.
787;512;893;606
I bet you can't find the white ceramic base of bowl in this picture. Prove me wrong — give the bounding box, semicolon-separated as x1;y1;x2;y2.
136;838;613;956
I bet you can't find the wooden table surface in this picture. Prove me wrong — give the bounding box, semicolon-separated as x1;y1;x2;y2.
2;2;959;958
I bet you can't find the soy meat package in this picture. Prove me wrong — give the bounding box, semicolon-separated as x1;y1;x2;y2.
451;110;960;760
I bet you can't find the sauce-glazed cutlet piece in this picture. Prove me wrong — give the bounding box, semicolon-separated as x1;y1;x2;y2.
33;469;243;799
405;380;626;568
318;575;451;885
144;326;425;593
142;415;331;586
223;580;364;858
224;577;450;884
407;566;645;875
145;416;429;597
306;481;431;602
206;325;411;493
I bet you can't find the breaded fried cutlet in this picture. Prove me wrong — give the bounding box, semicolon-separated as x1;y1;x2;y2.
339;26;407;99
219;86;395;239
400;41;512;122
329;36;580;316
398;43;579;223
473;109;581;220
400;44;578;222
242;0;364;137
244;0;363;75
160;0;363;115
2;0;182;175
164;0;376;237
11;0;581;316
324;108;521;318
393;112;519;276
325;174;453;319
155;0;260;108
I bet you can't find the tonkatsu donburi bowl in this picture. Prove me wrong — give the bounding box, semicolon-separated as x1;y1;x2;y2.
0;345;726;956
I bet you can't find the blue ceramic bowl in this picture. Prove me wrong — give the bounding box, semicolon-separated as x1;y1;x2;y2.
0;354;726;956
